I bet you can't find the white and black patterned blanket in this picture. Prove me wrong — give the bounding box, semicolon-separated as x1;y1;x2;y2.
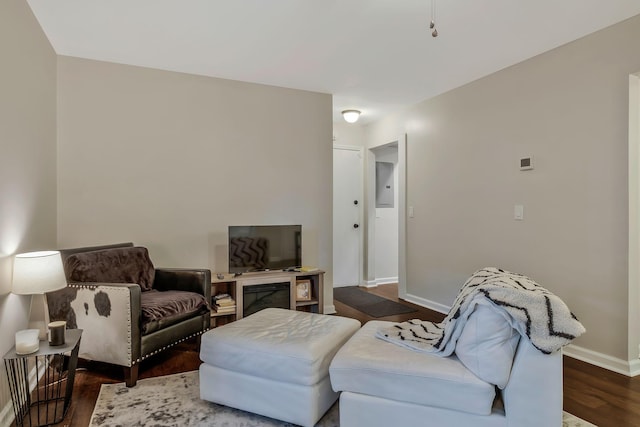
376;267;586;355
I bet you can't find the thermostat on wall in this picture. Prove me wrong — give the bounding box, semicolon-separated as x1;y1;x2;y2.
520;156;534;171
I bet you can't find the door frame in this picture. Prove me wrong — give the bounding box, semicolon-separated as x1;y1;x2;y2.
365;134;407;299
333;144;364;288
628;72;640;370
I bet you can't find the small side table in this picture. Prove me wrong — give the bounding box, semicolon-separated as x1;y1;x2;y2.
3;329;82;427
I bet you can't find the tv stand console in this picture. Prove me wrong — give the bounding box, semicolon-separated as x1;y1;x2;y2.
210;270;324;325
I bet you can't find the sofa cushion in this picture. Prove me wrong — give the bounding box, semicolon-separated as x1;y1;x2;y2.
141;290;208;335
455;302;520;389
330;320;496;416
64;246;156;291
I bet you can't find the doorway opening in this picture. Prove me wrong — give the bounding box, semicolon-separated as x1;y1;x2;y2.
366;135;407;299
371;144;399;285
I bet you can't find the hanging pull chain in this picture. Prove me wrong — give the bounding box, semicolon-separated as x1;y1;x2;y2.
430;0;438;37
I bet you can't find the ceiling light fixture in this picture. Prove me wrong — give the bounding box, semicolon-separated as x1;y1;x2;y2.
342;110;361;123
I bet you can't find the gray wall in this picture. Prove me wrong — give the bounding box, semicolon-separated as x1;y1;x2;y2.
366;15;640;361
0;0;57;420
333;122;365;148
56;57;334;300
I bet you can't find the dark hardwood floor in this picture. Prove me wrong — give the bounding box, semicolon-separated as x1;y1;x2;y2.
33;284;640;427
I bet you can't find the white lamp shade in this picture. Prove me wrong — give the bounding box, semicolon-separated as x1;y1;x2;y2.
342;110;361;123
12;251;67;295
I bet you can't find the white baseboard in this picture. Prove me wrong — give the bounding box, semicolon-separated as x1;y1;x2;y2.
0;401;13;427
403;293;449;314
563;344;640;377
360;277;399;288
374;277;398;286
324;304;336;315
630;358;640;377
401;294;640;377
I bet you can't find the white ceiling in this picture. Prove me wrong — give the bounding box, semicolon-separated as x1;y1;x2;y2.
27;0;640;124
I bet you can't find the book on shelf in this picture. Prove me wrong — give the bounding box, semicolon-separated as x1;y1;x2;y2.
212;292;236;315
214;293;235;303
213;305;236;314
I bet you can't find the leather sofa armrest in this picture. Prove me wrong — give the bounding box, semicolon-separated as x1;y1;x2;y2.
153;268;211;302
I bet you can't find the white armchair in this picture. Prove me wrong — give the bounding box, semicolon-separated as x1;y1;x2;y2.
330;318;562;427
330;267;583;427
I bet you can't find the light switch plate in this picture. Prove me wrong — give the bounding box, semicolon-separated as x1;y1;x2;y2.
514;205;524;220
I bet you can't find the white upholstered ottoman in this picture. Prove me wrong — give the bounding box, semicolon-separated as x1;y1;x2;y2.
199;308;361;427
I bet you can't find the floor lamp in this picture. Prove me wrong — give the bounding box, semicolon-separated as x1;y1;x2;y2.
12;251;67;343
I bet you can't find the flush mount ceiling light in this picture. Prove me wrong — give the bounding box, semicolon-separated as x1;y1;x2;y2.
342;110;361;123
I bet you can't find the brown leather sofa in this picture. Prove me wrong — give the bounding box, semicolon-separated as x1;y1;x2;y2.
46;243;211;386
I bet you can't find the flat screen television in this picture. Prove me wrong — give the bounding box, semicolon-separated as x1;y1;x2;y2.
228;225;302;274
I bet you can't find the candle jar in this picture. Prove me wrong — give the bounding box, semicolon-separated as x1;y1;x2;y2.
48;321;66;346
15;329;39;354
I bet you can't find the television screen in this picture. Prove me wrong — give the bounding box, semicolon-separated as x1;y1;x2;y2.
228;225;302;273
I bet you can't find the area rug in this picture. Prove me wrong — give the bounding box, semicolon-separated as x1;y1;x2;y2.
333;286;416;317
89;371;596;427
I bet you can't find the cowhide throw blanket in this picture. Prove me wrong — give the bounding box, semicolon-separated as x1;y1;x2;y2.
376;267;586;355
